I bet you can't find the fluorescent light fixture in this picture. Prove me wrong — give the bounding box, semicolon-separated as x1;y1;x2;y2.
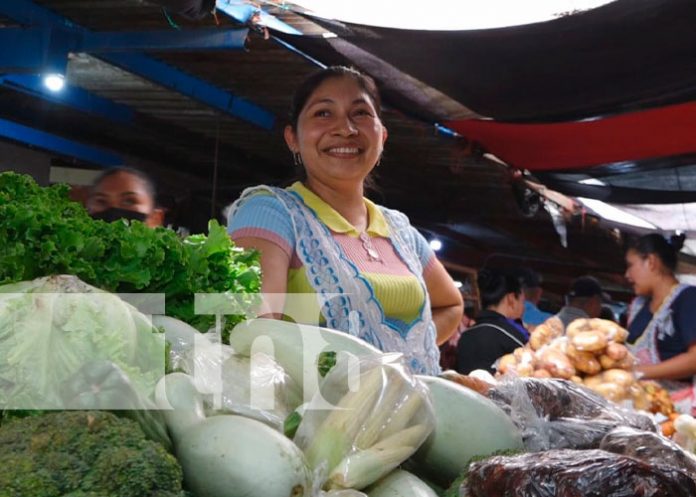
43;74;65;92
579;178;606;186
578;197;657;229
290;0;615;30
429;239;443;251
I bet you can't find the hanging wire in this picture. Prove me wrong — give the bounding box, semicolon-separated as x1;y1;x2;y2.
162;8;181;30
211;119;221;219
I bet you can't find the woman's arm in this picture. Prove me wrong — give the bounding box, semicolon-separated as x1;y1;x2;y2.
637;343;696;380
233;237;290;318
423;258;464;345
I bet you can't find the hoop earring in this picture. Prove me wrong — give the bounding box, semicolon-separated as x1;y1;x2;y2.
293;152;303;167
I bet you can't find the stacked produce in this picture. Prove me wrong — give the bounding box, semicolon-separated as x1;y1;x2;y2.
496;318;650;406
3;173;696;497
0;411;186;497
0;172;261;332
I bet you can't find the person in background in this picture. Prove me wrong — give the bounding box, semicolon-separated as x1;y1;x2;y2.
519;268;552;330
555;275;609;330
86;166;164;227
599;305;617;322
439;301;476;370
625;233;696;414
227;66;463;375
456;269;527;375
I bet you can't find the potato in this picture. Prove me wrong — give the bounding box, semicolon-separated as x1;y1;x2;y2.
599;354;619;370
514;347;536;367
571;330;608;352
497;353;518;374
536;348;575;379
533;368;553;378
566;318;592;338
589;318;629;343
592;381;628;402
529;324;556;351
516;363;534;377
605;342;628;361
614;352;638;370
543;316;565;337
583;374;603;389
602;368;635;388
571;351;602;375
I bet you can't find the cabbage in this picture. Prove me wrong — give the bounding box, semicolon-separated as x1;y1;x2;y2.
0;275;165;410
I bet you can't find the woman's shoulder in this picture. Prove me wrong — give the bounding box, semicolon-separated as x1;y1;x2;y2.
674;285;696;306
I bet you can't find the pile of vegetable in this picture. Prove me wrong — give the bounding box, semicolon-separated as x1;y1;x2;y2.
0;172;260;330
0;275;165;411
148;317;524;497
0;410;186;497
497;318;645;405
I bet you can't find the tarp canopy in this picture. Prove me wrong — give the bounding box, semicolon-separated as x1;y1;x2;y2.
300;0;696;122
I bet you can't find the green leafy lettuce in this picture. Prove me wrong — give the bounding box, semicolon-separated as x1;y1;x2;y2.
0;172;260;330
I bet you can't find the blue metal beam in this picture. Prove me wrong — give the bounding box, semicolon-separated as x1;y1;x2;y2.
0;75;135;125
0;1;275;129
102;52;275;129
0;27;72;74
215;0;302;35
0;26;248;62
0;117;122;166
81;27;248;53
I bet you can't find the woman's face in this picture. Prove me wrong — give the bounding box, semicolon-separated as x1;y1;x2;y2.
87;172;161;227
624;249;654;296
284;76;387;188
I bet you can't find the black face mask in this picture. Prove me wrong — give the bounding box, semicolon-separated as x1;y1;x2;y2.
90;207;148;223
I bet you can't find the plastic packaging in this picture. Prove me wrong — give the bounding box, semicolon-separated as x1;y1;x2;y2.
460;449;696;497
600;426;696;481
487;377;657;451
174;329;301;430
674;414;696;453
294;353;435;491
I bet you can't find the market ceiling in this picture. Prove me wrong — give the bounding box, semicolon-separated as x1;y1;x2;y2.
1;0;695;290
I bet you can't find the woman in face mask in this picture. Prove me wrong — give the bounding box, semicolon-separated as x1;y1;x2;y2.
87;167;164;227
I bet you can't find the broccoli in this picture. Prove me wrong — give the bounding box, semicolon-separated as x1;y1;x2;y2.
0;411;187;497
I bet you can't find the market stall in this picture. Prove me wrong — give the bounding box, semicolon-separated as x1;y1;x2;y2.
1;172;695;497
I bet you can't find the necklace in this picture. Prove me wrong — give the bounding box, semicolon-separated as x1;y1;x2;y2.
358;232;381;261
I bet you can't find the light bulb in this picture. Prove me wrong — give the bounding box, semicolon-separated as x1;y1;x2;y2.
43;74;65;92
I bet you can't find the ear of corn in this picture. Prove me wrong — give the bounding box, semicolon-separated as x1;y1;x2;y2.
327;445;415;490
299;362;436;491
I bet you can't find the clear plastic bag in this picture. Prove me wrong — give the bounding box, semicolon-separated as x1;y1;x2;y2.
487;377;657;451
460;449;696;497
294;352;435;491
600;426;696;481
174;330;301;430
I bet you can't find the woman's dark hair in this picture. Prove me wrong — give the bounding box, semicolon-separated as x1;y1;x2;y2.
628;233;683;273
288;65;382;130
90;166;157;202
477;268;522;309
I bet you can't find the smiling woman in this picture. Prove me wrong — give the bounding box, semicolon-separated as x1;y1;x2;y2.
226;66;463;375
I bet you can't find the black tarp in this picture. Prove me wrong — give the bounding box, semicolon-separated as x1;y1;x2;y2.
292;0;696;122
